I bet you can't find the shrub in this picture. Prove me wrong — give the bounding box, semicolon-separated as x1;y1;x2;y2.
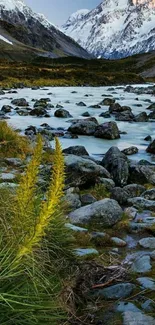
0;136;73;324
0;121;30;158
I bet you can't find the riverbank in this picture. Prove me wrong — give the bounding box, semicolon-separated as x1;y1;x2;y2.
0;84;155;324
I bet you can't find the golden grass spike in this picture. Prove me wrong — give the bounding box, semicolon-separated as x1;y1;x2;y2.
16;137;65;259
13;134;43;236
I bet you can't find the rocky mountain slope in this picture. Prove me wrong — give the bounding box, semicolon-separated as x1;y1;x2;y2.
0;0;90;59
62;0;155;59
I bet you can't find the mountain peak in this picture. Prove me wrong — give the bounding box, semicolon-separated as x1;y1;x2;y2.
0;0;25;10
62;0;155;59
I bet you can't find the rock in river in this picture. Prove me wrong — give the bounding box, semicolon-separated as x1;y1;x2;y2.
94;121;120;139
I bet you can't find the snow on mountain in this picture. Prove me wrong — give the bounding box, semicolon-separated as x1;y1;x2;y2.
62;0;155;59
0;0;90;58
0;33;13;44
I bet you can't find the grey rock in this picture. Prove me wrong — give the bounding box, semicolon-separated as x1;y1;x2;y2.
124;184;145;198
100;98;115;106
139;237;155;249
74;248;99;257
69;198;123;227
123;311;155;325
64;193;81;209
102;147;129;187
137;277;155;290
116;301;140;313
80;194;97;205
128;197;155;211
115;111;135;121
141;299;155;312
65;155;110;187
63;145;89;156
146;139;155;154
54;108;72;118
97;178;115;190
134;112;149;122
131;255;152;273
95;283;135;300
76;101;86;107
141;188;155;200
1;105;13;113
68;120;97;135
129;165;155;185
94;121;120;139
111;237;127;247
150;250;155;260
65;223;88;233
111;187;129;205
11;98;28;106
122;146;138;156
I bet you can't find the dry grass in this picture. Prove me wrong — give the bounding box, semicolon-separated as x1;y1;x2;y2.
0;121;30;158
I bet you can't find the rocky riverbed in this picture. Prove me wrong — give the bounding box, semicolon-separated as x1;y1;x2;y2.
1;84;155;324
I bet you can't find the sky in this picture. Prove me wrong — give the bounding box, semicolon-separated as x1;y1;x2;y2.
25;0;100;26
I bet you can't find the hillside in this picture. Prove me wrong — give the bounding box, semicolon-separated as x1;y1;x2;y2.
0;0;90;59
0;50;154;88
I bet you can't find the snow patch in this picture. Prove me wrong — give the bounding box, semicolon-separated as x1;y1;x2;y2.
0;34;13;45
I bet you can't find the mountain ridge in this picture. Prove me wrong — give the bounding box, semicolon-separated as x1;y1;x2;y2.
0;0;90;59
62;0;155;59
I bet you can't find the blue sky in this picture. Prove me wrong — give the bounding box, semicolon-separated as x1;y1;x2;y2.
25;0;100;25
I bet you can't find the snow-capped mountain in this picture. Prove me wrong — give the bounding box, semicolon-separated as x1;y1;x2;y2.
0;0;90;59
62;0;155;59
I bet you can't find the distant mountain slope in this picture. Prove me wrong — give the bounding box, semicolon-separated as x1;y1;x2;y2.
62;0;155;59
0;0;90;59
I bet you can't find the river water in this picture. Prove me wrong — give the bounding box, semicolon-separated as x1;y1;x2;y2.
2;84;155;162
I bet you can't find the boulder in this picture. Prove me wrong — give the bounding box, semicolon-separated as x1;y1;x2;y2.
100;98;115;106
76;101;86;107
128;197;155;211
89;104;101;108
29;107;48;117
96;178;115;190
65;155;110;187
131;255;152;273
134;112;149;122
147;103;155;110
11;98;28;106
122;146;138;156
124;184;145;197
99;111;111;118
68;120;97;135
123;311;155;325
81;111;90;117
54;109;72;118
1;105;13;113
102;147;129;187
63;146;89;156
111;187;129;205
115;111;135;121
137;277;155;290
80;194;97;206
109;102;122;113
144;135;152;141
111;237;127;247
94;121;120;139
146;139;155;154
141;188;155;200
139;237;155;249
69;198;123;227
129;165;155;185
94;283;135;300
148;111;155;119
56;104;63;109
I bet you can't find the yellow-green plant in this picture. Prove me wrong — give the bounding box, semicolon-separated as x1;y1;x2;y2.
0;121;30;158
0;136;72;324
